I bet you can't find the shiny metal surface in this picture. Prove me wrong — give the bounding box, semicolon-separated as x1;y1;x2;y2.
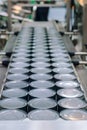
0;98;27;109
28;110;59;120
0;110;27;120
6;74;29;81
30;74;52;80
57;88;83;98
5;81;28;89
28;98;57;109
0;119;87;130
29;89;55;98
54;74;76;81
30;81;54;89
58;98;87;109
60;109;87;120
2;89;28;98
56;81;80;88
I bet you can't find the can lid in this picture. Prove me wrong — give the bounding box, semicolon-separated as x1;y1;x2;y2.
28;98;57;109
49;46;66;50
12;52;29;55
53;68;73;74
11;57;29;62
52;62;71;68
60;109;87;120
51;53;68;58
28;110;59;120
30;80;54;89
29;89;55;98
57;88;83;98
32;46;48;50
54;74;76;81
7;74;29;81
30;74;52;80
0;98;27;109
31;62;50;68
32;50;48;53
9;68;29;74
32;53;48;57
56;81;79;88
13;48;29;53
5;81;28;89
58;98;87;109
2;89;28;98
12;53;30;58
31;68;51;74
50;49;67;53
9;62;29;68
51;57;70;62
0;110;27;120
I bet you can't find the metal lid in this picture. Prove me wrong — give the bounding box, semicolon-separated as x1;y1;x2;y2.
54;74;76;81
60;109;87;120
9;62;29;68
32;53;48;57
13;48;30;53
29;89;55;98
7;74;29;81
5;81;28;89
50;49;67;53
30;81;54;89
58;98;87;109
51;53;68;58
13;52;28;55
28;110;59;120
32;46;48;50
32;49;48;53
0;98;27;109
57;88;83;98
31;62;50;68
15;46;30;50
28;98;57;109
33;40;47;43
51;57;70;62
53;68;73;74
56;81;79;88
31;68;51;74
2;89;28;98
0;110;27;120
9;68;29;74
12;53;30;58
30;74;52;80
11;57;29;62
49;46;66;50
52;62;72;68
32;57;49;62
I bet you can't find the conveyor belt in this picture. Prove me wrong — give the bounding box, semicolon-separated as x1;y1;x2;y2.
0;22;87;130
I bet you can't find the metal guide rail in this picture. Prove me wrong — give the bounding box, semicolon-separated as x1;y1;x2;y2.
0;22;87;130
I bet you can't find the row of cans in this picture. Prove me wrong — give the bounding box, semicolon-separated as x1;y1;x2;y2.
0;26;87;120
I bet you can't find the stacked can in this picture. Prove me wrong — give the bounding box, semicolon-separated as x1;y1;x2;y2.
47;28;87;121
0;27;34;120
28;27;58;120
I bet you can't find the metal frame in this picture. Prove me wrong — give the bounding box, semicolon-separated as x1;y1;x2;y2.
7;0;12;31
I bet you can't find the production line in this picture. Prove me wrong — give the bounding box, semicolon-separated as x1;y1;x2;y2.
0;21;87;130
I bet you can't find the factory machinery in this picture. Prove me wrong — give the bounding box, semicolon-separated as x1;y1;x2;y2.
0;21;87;130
